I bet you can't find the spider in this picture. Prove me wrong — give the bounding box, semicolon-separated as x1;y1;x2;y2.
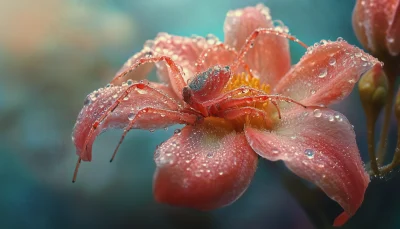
72;28;316;182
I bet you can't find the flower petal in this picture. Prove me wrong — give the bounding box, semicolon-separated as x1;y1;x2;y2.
115;33;221;85
387;1;400;56
244;108;370;225
224;4;290;85
112;45;154;85
352;0;400;56
72;83;198;161
195;44;238;73
153;118;258;210
275;40;381;106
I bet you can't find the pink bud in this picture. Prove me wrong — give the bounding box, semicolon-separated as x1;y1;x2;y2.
352;0;400;58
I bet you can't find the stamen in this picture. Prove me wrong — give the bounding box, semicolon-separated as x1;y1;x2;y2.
224;72;270;95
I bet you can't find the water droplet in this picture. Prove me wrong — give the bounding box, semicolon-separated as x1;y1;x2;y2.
337;37;343;42
272;148;280;154
154;150;160;159
311;89;316;95
123;96;129;101
304;149;315;159
206;152;214;158
328;116;335;122
328;58;336;66
320;39;328;45
174;129;181;134
318;68;327;78
127;79;133;85
83;97;91;106
313;109;322;118
219;172;224;176
355;52;362;57
128;113;135;120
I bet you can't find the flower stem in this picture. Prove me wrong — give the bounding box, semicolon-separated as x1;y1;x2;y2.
367;115;379;175
376;67;396;165
379;127;400;175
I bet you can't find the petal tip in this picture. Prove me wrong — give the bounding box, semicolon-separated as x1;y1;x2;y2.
333;212;350;227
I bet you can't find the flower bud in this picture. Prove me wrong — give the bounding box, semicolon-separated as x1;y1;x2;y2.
358;64;388;116
352;0;400;59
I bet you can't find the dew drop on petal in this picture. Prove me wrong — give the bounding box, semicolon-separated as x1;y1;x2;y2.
328;115;335;122
304;149;315;159
206;152;214;158
83;96;91;106
272;148;280;154
154;150;160;159
318;68;328;78
313;109;322;118
328;58;336;66
195;171;202;177
174;129;181;134
128;113;135;120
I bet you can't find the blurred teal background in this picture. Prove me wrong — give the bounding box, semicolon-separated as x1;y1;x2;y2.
1;0;399;228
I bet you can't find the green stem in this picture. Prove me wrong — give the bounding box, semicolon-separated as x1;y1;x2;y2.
380;128;400;175
376;67;396;165
367;115;380;175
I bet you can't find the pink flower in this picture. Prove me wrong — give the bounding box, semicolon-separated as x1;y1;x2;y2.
72;4;380;226
353;0;400;59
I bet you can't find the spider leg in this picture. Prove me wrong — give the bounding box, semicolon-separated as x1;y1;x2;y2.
220;107;272;127
202;86;268;107
218;94;309;111
110;107;201;162
73;83;184;182
81;83;180;155
72;157;82;183
194;43;242;72
111;56;187;94
232;28;308;73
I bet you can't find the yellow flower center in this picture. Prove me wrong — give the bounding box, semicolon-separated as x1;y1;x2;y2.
224;72;270;94
218;72;278;131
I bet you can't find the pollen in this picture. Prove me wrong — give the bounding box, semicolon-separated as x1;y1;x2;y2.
224;72;270;94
